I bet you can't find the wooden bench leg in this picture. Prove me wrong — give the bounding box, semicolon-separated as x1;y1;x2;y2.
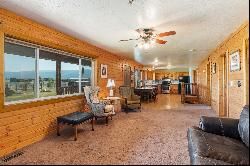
106;116;109;124
74;125;78;141
57;122;61;136
91;118;94;131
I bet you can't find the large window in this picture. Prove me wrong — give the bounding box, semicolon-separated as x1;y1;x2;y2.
39;50;57;97
4;43;36;102
4;39;93;103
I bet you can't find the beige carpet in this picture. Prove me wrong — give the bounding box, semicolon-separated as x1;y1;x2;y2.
2;99;215;165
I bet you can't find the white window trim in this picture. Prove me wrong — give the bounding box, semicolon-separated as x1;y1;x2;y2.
35;48;40;98
4;37;94;105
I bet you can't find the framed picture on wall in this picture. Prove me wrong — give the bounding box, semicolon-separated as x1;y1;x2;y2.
230;50;240;72
101;64;108;78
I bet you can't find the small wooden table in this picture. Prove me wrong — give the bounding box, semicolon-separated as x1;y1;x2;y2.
104;97;121;113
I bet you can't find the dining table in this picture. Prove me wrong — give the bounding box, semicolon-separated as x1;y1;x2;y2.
134;87;157;102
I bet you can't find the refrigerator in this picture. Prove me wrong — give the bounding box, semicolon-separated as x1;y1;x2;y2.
178;76;190;94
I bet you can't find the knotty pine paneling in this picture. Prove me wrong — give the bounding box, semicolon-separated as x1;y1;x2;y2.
0;8;142;157
197;21;249;118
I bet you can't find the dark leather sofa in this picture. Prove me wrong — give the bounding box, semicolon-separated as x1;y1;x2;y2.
187;105;249;165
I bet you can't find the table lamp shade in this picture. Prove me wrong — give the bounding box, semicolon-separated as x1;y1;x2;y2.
111;80;115;87
107;79;115;88
107;79;115;96
107;79;112;88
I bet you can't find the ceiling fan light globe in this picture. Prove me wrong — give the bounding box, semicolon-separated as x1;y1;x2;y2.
144;43;149;49
138;43;143;49
150;39;156;44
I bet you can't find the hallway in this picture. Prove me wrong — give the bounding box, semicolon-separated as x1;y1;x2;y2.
2;95;215;165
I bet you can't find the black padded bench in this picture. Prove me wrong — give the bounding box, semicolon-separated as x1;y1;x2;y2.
57;111;94;141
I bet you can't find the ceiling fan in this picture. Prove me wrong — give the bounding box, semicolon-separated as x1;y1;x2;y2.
119;28;176;48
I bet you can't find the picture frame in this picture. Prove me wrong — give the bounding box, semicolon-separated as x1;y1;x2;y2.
212;63;216;74
230;50;240;72
101;64;107;78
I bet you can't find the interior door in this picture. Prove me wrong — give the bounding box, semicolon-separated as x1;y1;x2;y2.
124;65;131;86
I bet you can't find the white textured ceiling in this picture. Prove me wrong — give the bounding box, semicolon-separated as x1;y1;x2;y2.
0;0;249;70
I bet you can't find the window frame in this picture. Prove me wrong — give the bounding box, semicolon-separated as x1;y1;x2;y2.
4;37;94;105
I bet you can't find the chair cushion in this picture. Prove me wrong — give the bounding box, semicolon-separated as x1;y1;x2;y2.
238;105;249;148
188;127;249;165
104;105;114;113
127;100;141;105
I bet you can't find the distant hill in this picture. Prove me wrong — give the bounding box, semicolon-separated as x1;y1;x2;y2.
5;69;92;79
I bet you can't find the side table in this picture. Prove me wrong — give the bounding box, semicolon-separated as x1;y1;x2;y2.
104;96;121;113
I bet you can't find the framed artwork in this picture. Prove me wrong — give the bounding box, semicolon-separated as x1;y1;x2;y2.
212;63;216;74
230;50;240;72
101;64;107;78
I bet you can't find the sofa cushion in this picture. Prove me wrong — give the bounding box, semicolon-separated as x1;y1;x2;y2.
238;105;249;148
188;127;249;165
199;116;240;140
191;156;232;165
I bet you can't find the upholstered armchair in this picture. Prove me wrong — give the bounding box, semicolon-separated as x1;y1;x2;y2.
84;86;114;124
119;86;141;113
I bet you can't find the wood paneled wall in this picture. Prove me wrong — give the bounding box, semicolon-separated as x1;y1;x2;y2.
0;8;142;157
197;21;249;118
97;55;142;98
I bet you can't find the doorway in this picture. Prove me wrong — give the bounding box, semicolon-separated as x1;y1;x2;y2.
124;65;131;86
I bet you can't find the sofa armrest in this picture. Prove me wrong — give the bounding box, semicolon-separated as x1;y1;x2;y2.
199;116;241;140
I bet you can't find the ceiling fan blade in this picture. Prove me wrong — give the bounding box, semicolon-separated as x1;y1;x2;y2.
158;31;176;37
155;39;167;44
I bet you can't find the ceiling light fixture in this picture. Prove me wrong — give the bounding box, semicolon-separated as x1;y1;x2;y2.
128;0;135;5
120;28;176;49
144;43;150;49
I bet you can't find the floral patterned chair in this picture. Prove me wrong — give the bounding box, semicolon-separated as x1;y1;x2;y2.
84;86;114;124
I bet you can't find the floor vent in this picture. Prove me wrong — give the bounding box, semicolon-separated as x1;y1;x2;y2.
1;151;24;163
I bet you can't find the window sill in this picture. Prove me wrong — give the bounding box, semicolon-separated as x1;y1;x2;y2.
5;93;84;105
2;93;85;113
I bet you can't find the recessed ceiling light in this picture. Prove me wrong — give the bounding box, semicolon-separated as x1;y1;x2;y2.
189;49;196;52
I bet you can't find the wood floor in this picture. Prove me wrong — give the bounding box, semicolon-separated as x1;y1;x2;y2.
1;94;215;165
142;94;211;111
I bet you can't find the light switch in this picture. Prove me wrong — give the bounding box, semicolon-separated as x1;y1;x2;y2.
230;81;234;87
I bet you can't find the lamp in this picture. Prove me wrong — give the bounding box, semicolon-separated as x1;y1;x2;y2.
107;79;115;96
